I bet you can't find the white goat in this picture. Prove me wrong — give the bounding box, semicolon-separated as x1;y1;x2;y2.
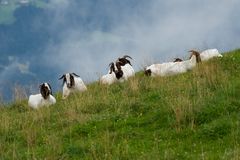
28;83;56;109
116;55;135;80
100;55;135;85
59;73;87;99
166;50;201;75
100;62;118;85
144;61;176;77
200;49;223;61
145;50;201;77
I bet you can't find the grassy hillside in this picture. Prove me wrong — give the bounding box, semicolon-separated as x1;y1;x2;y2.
0;49;240;159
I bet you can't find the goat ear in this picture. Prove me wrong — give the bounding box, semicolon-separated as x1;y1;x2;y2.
72;73;80;77
59;75;65;80
109;62;114;74
39;83;43;89
47;83;52;93
108;62;114;67
109;67;113;74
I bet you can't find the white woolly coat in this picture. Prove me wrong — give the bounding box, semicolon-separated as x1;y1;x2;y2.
145;62;176;77
166;54;198;75
200;49;222;61
100;72;117;85
121;64;135;80
146;53;198;77
62;77;87;99
28;94;56;109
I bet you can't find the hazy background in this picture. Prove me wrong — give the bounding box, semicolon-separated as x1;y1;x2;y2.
0;0;240;101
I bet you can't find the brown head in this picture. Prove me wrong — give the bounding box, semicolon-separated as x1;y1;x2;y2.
40;83;52;99
173;58;183;62
189;50;201;63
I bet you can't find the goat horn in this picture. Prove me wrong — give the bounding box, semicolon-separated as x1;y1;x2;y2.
188;50;199;53
72;73;80;77
122;55;132;59
59;75;65;80
108;62;114;67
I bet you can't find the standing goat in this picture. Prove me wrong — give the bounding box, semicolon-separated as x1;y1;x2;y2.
28;83;56;109
59;73;87;99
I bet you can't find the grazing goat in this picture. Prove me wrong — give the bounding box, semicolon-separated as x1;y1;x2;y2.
59;73;87;99
28;83;56;109
145;50;201;77
199;49;223;61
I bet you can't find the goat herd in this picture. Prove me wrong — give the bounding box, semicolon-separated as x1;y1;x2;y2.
28;49;223;109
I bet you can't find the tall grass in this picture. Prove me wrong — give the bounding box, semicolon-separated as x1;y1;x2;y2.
0;49;240;159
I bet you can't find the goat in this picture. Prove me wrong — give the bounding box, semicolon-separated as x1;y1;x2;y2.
144;61;176;77
59;73;87;99
145;50;201;77
165;50;201;75
100;55;135;85
115;55;135;80
199;49;223;61
100;62;119;85
28;83;56;109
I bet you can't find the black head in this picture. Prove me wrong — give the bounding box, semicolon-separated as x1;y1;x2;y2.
40;83;52;99
173;58;183;62
144;68;152;76
114;62;124;79
115;70;123;79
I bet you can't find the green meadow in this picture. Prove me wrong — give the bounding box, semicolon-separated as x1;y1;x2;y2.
0;49;240;159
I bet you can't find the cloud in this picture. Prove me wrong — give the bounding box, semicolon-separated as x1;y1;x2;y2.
47;0;70;9
0;56;35;83
8;56;35;75
42;0;240;81
0;56;36;100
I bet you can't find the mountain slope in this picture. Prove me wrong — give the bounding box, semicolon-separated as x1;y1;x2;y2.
0;49;240;159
